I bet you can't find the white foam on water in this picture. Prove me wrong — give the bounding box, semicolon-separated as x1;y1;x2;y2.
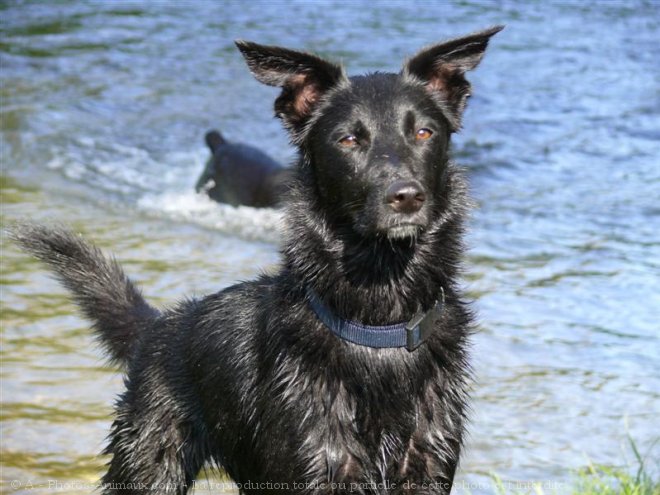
43;136;284;243
137;190;284;244
45;136;215;193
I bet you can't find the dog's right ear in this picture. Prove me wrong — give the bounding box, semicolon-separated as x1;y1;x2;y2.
235;41;346;137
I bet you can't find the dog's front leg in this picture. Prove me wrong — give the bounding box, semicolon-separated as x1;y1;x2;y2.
395;438;459;495
100;390;208;494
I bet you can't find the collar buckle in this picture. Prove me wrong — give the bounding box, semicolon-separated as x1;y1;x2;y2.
405;288;445;351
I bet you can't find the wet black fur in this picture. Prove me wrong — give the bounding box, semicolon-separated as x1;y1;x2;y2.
11;26;502;494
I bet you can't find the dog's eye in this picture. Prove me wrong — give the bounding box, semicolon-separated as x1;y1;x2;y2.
415;128;433;140
338;135;358;147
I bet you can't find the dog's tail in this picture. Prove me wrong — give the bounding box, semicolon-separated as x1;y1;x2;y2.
205;129;226;153
9;224;159;365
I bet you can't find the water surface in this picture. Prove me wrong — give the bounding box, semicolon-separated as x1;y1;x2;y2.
1;1;659;493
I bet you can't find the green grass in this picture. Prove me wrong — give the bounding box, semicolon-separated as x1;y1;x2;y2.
490;436;660;495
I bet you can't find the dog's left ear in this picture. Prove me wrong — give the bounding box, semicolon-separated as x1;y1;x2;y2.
404;25;504;131
235;41;346;137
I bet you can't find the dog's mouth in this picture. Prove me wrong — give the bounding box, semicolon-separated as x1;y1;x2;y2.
386;223;423;240
351;214;426;241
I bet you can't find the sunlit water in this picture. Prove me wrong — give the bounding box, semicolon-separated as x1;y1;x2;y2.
1;1;659;493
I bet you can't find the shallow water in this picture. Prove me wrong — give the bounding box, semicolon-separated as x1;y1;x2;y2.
1;1;659;493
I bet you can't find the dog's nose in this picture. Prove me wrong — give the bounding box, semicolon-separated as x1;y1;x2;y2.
385;181;426;214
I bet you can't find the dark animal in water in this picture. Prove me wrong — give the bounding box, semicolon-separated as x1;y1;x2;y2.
12;26;503;494
197;130;290;207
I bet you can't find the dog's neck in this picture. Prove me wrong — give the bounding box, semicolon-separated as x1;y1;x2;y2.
281;163;469;326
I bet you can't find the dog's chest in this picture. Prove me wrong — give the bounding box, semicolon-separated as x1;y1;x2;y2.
258;350;460;486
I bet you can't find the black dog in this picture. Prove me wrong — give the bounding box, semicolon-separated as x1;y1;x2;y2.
197;129;291;207
12;26;502;494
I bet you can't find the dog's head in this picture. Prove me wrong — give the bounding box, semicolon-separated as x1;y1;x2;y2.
236;27;502;240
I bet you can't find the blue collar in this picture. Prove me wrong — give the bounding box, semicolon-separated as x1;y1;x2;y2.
307;288;445;352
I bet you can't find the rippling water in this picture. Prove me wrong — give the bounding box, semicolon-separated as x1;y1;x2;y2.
1;1;659;493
